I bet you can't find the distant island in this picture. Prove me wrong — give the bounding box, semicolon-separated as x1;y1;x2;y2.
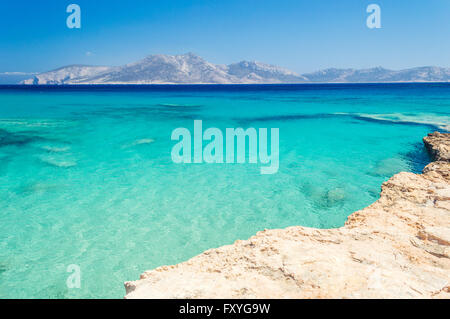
7;53;450;85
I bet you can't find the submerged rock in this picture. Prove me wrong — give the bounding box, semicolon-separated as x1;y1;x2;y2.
0;262;8;274
371;157;406;177
40;145;70;153
326;188;346;206
301;182;346;208
0;128;36;148
38;154;77;168
124;132;450;299
131;138;155;146
122;138;155;149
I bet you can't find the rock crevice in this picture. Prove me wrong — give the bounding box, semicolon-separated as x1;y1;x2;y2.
125;132;450;299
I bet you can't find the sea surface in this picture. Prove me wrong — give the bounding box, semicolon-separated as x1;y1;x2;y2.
0;83;449;298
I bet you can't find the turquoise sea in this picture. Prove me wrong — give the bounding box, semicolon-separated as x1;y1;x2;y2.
0;83;449;298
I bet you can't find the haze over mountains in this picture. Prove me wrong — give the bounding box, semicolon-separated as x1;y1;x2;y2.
14;53;450;84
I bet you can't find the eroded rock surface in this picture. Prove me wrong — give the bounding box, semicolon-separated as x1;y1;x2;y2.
125;132;450;299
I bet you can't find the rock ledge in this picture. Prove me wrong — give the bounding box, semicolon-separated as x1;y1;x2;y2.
125;132;450;299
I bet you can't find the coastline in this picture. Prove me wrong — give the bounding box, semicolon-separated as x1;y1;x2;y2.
4;81;450;85
124;132;450;299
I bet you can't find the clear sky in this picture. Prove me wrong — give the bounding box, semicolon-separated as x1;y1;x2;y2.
0;0;448;73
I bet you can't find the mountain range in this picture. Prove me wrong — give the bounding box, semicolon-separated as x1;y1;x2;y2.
13;53;450;84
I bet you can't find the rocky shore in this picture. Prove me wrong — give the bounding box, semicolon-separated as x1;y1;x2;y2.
124;132;450;299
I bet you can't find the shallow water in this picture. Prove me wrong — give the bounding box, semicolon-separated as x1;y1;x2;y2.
0;84;448;298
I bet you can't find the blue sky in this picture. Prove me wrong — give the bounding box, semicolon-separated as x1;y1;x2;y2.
0;0;448;73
